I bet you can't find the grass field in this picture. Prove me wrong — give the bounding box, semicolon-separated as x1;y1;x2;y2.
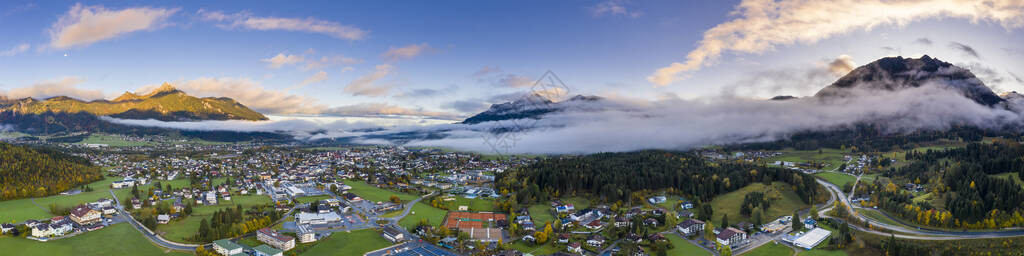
344;180;418;203
815;172;857;189
528;204;555;226
295;195;334;204
77;133;153;147
741;242;793;256
155;195;272;243
710;182;810;226
437;196;499;212
768;148;850;170
398;202;449;229
0;223;191;256
798;249;848;256
0;175;119;223
508;240;563;255
666;234;711;256
300;229;392;256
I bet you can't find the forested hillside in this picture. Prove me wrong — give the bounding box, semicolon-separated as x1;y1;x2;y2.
497;150;823;206
0;142;102;200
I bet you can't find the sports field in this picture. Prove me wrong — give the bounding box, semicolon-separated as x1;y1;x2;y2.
399;202;449;229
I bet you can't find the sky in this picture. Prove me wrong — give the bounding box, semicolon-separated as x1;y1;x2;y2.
1;0;1023;123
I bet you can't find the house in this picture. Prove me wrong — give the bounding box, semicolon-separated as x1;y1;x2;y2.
173;203;184;213
676;219;705;236
343;192;362;202
1;223;14;234
647;233;666;242
382;226;405;243
625;233;642;243
568;242;583;254
716;227;748;247
586;234;605;247
70;204;101;225
101;206;117;216
677;210;694;219
297;224;316;243
322;198;341;207
157;214;170;224
31;223;51;237
557;233;570;244
614;216;630;228
648;196;667;204
212;239;243;256
253;244;284;256
680;201;694;209
131;198;142;209
585;220;603;230
643;218;659;226
803;218;817;229
736;221;755;232
257;228;295;251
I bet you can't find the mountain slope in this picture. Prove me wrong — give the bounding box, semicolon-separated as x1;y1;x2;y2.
0;142;102;200
462;94;605;124
814;55;1004;106
0;83;267;121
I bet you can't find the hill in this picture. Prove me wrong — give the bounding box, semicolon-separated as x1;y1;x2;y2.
0;142;102;200
0;83;267;121
462;94;606;124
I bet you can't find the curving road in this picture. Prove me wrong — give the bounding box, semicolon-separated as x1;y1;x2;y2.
383;191;437;223
815;178;1024;239
109;189;203;251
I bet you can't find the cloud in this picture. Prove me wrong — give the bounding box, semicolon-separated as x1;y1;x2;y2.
949;42;981;59
913;37;933;45
303;55;361;71
496;74;534;88
472;66;502;77
49;4;178;49
382;43;431;61
648;0;1024;86
591;0;643;18
291;70;328;90
198;10;367;40
444;100;491;113
324;103;461;120
827;55;856;76
0;43;29;56
1;77;107;100
261;53;304;69
135;77;326;114
344;64;395;96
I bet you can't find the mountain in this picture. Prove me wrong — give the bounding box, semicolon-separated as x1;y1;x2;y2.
462;94;605;124
0;83;268;121
814;55;1004;106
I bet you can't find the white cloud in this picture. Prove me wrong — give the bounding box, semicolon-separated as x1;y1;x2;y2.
135;77;327;114
344;64;395;96
648;0;1024;86
49;4;178;49
592;0;642;18
291;70;328;90
383;43;431;61
324;103;461;120
0;43;30;56
1;77;107;100
828;55;856;76
198;10;367;40
303;55;362;71
262;53;304;69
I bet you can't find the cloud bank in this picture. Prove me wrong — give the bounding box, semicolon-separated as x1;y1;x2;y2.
1;77;107;100
50;4;178;49
383;43;431;61
648;0;1024;86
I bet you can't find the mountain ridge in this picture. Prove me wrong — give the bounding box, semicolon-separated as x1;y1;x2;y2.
0;82;267;121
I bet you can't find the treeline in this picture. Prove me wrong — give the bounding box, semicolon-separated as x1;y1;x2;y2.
726;124;1006;153
0;142;102;200
497;150;821;206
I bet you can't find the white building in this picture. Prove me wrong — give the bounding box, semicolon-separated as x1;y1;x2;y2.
297;224;316;243
296;212;342;225
794;228;831;249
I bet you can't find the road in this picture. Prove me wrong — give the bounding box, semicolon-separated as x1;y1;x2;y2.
815;178;1024;239
382;191;437;223
109;189;202;251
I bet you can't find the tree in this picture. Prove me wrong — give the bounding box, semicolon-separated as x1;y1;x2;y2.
704;221;715;242
390;195;401;203
809;205;819;220
721;214;730;228
198;218;210;240
534;231;548;244
792;211;803;230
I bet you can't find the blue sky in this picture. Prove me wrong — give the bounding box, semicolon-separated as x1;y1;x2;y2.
1;0;1022;120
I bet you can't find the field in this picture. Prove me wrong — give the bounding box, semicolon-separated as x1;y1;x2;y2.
508;240;563;255
798;248;849;256
710;182;810;226
741;242;793;256
398;202;449;229
295;195;334;204
344;180;418;203
666;234;711;256
77;133;153;147
768;148;850;170
155;195;272;243
0;223;191;256
437;196;499;212
528;204;556;226
300;229;393;256
0;175;120;223
815;172;857;189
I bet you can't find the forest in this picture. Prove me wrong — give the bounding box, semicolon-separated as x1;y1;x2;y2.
497;150;822;206
870;140;1024;228
0;142;102;200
